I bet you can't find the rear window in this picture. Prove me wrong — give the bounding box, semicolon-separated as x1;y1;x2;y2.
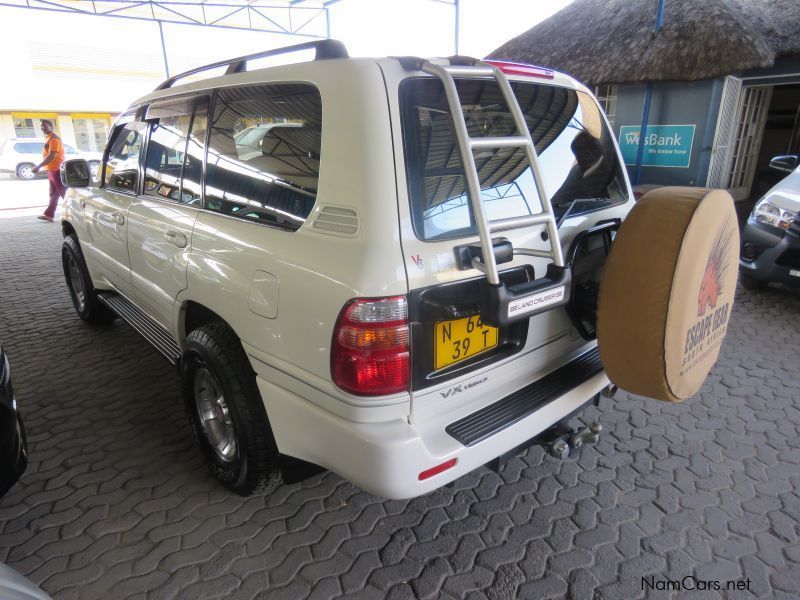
400;78;628;240
14;142;43;154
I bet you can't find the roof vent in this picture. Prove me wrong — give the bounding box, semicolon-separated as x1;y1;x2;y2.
312;206;359;236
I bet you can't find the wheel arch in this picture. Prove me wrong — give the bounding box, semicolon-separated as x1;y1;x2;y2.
181;301;228;343
62;220;77;239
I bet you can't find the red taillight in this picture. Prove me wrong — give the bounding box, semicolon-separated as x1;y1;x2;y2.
485;60;555;80
331;296;410;396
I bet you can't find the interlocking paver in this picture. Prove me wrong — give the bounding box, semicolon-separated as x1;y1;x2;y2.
1;215;800;598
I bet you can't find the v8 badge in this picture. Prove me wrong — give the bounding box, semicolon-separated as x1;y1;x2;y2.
410;254;424;270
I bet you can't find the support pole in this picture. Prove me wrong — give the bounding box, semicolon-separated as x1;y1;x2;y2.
158;20;170;78
454;0;459;55
634;83;653;186
633;0;666;186
325;6;330;38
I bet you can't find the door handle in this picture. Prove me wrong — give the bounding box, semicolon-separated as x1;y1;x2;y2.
111;212;125;226
164;230;188;248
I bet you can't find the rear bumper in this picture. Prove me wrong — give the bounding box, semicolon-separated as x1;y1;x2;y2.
740;219;800;285
259;359;608;499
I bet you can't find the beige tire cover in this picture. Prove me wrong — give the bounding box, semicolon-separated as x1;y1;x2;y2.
597;187;740;402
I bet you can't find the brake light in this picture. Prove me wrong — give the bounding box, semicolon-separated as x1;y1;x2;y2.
485;60;554;80
332;296;410;396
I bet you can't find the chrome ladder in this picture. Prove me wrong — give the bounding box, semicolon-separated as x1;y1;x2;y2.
420;58;572;327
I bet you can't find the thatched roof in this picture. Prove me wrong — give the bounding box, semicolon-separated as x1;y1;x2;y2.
487;0;800;85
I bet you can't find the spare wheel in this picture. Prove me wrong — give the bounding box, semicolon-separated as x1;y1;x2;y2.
596;187;739;402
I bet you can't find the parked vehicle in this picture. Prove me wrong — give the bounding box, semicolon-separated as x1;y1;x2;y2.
57;40;707;499
0;340;27;499
0;138;101;180
740;154;800;289
0;562;51;600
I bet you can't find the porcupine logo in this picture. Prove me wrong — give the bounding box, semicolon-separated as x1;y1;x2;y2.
697;216;736;317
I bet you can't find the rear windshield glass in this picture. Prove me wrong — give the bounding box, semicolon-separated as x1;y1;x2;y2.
400;78;628;240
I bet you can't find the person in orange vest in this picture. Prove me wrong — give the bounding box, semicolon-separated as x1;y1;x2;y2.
32;120;67;222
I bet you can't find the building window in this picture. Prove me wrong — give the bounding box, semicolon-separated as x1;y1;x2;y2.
594;84;618;127
73;117;111;152
12;114;58;138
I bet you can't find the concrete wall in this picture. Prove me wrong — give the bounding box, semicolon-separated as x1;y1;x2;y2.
612;79;724;187
0;115;14;142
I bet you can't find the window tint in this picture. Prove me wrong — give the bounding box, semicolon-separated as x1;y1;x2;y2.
401;79;628;240
14;142;43;153
104;122;146;192
205;83;322;231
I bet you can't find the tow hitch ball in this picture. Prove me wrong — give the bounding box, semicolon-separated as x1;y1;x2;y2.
548;422;602;460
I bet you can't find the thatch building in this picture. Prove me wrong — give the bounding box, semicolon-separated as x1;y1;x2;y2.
489;0;800;203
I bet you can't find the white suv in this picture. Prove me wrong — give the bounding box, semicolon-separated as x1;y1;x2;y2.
0;138;101;180
58;40;634;498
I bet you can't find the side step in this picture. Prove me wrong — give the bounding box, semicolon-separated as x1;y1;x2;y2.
445;347;603;446
97;292;182;365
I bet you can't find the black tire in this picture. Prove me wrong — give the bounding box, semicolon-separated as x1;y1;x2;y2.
741;272;766;291
15;163;35;180
181;322;282;495
61;235;116;324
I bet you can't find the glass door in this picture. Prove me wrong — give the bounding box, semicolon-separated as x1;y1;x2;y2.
726;85;773;200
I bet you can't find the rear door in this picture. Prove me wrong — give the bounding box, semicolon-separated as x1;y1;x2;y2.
126;96;208;329
385;65;633;422
81;116;147;298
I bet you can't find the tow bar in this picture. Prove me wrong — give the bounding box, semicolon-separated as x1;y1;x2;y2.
539;420;602;460
542;384;615;460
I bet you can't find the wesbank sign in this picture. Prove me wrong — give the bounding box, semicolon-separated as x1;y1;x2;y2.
619;124;696;168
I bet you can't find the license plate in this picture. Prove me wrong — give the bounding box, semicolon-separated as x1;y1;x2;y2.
434;315;499;370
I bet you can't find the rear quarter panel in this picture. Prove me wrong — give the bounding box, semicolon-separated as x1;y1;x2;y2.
180;60;410;421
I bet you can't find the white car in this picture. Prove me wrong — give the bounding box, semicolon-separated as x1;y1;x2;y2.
0;138;101;180
58;40;636;499
740;154;800;289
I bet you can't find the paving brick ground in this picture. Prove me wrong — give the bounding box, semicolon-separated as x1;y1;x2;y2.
0;215;799;599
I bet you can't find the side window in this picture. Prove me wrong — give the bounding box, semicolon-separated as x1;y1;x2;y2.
143;106;192;202
180;101;208;205
104;122;146;192
205;83;322;231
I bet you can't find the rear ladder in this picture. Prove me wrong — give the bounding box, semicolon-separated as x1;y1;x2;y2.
420;59;571;327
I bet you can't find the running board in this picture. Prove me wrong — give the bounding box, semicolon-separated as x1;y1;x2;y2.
97;292;182;365
445;347;603;446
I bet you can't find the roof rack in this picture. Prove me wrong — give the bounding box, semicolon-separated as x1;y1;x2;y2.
154;39;349;91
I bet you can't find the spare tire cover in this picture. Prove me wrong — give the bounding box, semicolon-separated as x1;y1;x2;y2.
597;187;739;402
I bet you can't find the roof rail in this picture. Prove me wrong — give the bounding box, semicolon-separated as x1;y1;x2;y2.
154;39;349;91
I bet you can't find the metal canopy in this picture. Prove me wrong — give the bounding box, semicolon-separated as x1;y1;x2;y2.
0;0;341;36
1;0;461;77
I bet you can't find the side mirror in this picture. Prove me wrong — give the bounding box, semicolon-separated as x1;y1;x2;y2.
768;155;799;173
61;159;91;188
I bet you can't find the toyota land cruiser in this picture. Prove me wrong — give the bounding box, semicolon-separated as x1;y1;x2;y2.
58;40;635;498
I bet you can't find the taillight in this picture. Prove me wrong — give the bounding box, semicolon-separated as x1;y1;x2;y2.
485;59;555;80
331;296;410;396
